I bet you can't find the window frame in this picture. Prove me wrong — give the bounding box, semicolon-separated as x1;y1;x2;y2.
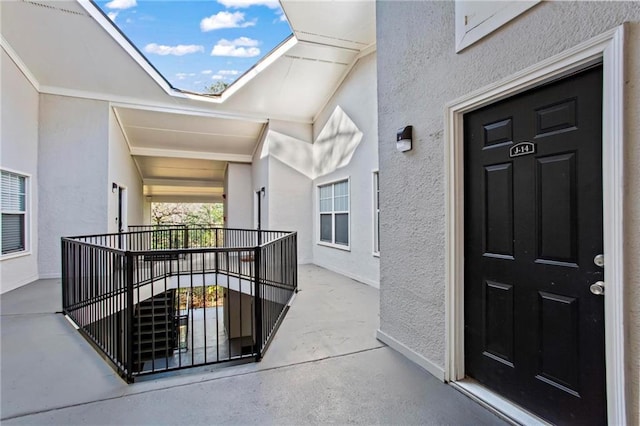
317;177;351;251
1;168;31;259
373;171;380;257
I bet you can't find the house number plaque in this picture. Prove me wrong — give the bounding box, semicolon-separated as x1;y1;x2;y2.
509;142;536;158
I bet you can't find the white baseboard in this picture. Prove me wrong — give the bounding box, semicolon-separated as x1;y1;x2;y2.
38;273;61;280
376;329;445;381
0;273;40;294
313;261;379;288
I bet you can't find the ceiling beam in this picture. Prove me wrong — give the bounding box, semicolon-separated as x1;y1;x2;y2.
143;178;224;187
131;147;253;163
147;195;224;204
126;125;258;140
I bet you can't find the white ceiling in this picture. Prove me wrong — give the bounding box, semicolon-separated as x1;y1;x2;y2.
1;0;376;202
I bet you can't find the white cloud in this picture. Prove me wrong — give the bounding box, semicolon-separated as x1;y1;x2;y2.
217;0;280;9
105;0;136;10
144;43;204;56
233;37;259;47
211;75;224;80
107;11;118;21
200;11;256;31
201;70;213;74
210;38;260;57
176;73;188;80
218;70;239;76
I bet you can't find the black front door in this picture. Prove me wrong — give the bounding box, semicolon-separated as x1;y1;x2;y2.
464;65;606;425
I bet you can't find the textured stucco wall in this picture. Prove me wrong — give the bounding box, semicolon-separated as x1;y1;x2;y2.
266;120;313;264
252;126;270;230
376;2;640;421
225;163;253;230
624;21;640;426
312;52;380;287
0;49;39;292
107;108;143;232
38;94;109;277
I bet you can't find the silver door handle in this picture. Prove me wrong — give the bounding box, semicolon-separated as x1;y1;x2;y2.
590;281;605;296
594;254;604;268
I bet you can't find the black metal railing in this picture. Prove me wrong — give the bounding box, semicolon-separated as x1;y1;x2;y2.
61;226;297;382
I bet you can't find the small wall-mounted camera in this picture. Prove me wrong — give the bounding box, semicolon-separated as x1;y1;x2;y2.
396;126;412;152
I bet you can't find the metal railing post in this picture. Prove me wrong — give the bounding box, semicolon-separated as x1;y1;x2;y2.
254;246;262;361
293;233;298;292
61;239;67;312
125;251;135;383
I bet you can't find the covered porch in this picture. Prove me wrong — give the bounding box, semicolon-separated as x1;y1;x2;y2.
0;265;505;425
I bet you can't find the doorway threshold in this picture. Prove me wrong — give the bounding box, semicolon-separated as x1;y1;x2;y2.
451;379;551;426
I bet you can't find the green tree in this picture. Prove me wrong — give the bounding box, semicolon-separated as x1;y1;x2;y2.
151;203;223;226
204;80;229;94
185;203;223;226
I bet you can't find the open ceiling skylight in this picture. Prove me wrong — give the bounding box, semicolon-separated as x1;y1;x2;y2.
95;0;292;94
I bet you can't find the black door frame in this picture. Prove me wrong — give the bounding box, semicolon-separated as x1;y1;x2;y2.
443;26;627;425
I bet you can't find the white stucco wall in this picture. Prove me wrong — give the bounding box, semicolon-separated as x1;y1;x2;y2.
38;94;109;278
224;163;253;230
107;108;143;232
266;120;313;264
624;21;640;426
311;52;380;287
0;49;39;293
252;126;270;229
376;2;640;422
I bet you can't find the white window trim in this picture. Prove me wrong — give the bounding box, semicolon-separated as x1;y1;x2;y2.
1;168;32;259
455;1;540;53
444;25;627;425
317;177;351;251
372;170;380;257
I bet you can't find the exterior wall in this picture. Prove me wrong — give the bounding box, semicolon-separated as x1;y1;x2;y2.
266;120;313;264
107;108;143;232
312;52;379;287
0;49;39;293
38;94;109;278
224;163;253;230
252;126;270;229
624;21;640;426
376;2;640;422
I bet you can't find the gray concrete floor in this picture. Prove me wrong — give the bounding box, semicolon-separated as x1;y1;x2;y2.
1;265;507;425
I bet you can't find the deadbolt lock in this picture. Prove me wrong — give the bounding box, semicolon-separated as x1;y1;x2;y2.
590;281;605;296
594;254;604;268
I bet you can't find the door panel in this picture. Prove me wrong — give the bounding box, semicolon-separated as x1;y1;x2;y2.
464;65;605;425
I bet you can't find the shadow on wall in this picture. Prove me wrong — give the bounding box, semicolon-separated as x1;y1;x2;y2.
266;106;363;180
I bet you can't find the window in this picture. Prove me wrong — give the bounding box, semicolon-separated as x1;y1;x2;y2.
373;172;380;255
319;180;349;247
1;170;28;255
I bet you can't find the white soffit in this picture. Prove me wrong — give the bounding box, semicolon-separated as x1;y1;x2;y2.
2;0;377;124
116;107;264;157
0;1;168;103
136;156;226;203
135;157;226;182
282;0;376;50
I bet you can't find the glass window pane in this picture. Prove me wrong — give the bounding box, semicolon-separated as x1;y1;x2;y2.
335;213;349;245
2;213;25;254
319;185;332;199
334;181;348;197
320;199;332;213
320;214;332;242
334;195;348;212
1;172;26;212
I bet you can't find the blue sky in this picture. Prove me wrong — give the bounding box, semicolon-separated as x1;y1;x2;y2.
95;0;292;94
